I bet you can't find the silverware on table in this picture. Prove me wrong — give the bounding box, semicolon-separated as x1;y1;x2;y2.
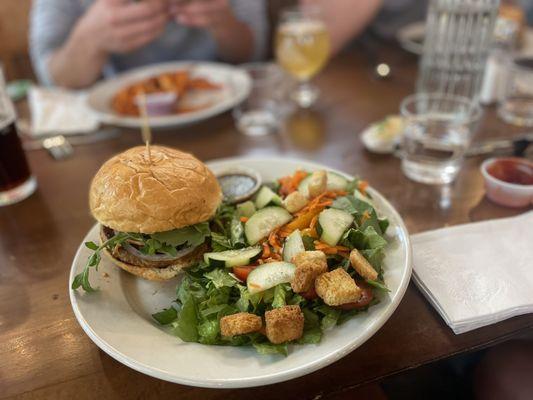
466;132;533;157
23;128;121;159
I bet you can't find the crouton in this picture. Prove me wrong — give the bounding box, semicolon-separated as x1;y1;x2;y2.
265;305;304;344
220;312;262;337
315;268;362;306
308;170;327;198
283;190;307;213
349;248;378;280
291;251;328;293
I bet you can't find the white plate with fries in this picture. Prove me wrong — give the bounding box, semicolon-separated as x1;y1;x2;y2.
69;158;412;388
86;62;251;128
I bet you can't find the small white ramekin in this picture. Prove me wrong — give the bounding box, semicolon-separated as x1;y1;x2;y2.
480;157;533;208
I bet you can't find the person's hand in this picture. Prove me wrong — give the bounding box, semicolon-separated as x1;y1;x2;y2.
169;0;236;31
77;0;170;55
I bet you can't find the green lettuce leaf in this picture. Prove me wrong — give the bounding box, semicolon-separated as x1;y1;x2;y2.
204;269;237;289
297;327;322;344
272;284;288;308
151;222;210;248
173;298;199;342
152;307;178;325
253;341;288;356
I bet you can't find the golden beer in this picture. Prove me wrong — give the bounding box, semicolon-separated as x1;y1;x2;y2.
276;20;330;81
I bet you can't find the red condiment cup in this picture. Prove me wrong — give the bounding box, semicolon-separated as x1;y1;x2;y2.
480;157;533;208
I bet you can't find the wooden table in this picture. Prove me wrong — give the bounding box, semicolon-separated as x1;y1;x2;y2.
1;44;532;399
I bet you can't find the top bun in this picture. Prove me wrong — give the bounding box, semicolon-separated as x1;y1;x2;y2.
89;146;222;234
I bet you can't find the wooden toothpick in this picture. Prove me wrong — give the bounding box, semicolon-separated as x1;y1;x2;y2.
138;91;152;163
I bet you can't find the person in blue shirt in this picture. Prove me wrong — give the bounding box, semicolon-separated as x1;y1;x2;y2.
30;0;267;88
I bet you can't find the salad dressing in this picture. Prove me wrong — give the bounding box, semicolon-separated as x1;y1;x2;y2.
218;174;258;201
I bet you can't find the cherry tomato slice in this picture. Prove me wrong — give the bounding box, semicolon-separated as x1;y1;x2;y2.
232;266;256;281
337;283;373;310
301;286;318;300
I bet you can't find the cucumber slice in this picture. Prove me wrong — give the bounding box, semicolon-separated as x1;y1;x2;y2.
353;189;373;205
283;229;305;262
317;208;354;246
244;206;292;245
298;171;348;198
255;186;282;209
236;201;256;218
204;246;262;268
247;261;296;294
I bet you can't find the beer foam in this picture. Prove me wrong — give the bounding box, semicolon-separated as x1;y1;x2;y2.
279;20;326;35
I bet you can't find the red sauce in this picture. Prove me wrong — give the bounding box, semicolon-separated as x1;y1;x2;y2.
487;158;533;186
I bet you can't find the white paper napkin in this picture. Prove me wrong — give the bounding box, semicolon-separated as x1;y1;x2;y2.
412;211;533;334
28;86;99;137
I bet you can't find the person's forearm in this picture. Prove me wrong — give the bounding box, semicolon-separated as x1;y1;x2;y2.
48;18;107;88
210;16;254;63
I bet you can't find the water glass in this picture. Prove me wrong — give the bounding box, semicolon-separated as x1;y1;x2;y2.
400;93;482;185
498;57;533;127
233;63;286;137
417;0;499;100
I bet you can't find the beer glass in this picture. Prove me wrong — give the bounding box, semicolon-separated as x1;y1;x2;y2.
275;5;330;108
0;69;36;206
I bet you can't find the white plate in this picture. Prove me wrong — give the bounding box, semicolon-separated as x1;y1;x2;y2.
86;62;251;128
398;22;533;57
69;157;412;388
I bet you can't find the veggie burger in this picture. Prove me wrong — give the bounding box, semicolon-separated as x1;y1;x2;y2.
72;145;222;291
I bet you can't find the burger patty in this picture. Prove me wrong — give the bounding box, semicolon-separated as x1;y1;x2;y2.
100;226;206;269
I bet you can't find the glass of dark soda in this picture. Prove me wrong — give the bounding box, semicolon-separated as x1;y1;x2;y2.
0;79;36;206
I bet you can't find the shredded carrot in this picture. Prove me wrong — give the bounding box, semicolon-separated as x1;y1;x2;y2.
309;215;319;230
268;230;282;252
279;170;309;196
262;242;271;258
240;216;249;223
301;227;318;239
280;207;323;236
314;240;350;255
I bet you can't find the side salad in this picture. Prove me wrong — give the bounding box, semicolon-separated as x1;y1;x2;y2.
152;169;391;356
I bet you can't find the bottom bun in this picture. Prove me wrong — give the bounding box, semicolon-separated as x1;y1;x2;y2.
101;244;206;281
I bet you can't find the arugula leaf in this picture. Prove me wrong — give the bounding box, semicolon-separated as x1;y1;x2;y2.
84;241;99;251
210;232;232;252
152;307;178;325
72;232;131;292
253;341;288;356
204;269;237;289
177;276;207;304
366;279;390;292
151;222;210;249
173;297;199;342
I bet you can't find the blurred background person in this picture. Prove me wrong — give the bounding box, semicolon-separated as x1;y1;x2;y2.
301;0;428;55
30;0;267;88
